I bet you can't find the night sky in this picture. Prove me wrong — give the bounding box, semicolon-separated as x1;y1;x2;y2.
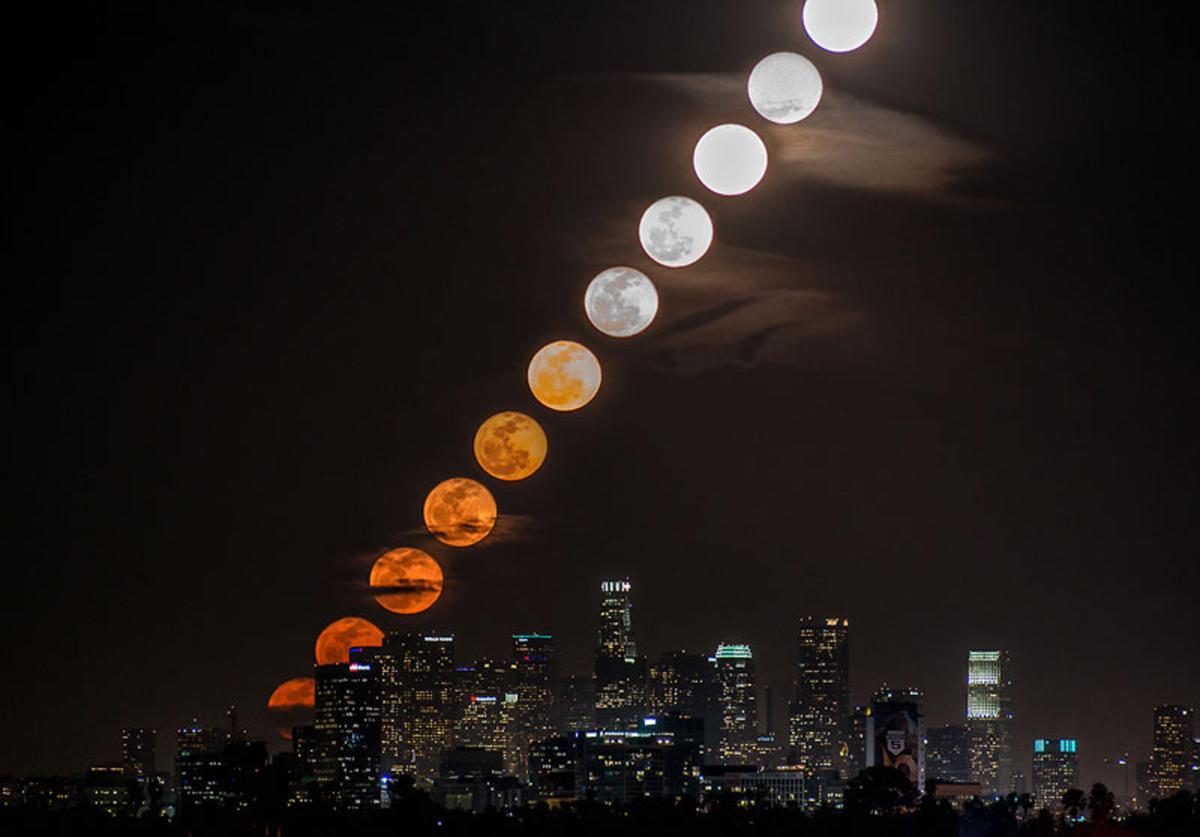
7;0;1197;791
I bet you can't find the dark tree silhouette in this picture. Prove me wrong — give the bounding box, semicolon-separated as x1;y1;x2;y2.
845;766;917;816
1087;782;1115;824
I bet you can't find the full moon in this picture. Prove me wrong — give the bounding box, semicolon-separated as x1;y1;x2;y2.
527;340;602;411
692;124;768;196
748;52;823;124
474;411;547;480
314;616;383;665
638;196;714;268
423;477;498;546
803;0;878;53
266;677;314;740
369;547;444;614
585;267;659;338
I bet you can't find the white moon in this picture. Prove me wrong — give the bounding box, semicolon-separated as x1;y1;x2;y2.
803;0;878;53
585;267;659;338
748;52;823;124
692;124;768;196
638;196;714;268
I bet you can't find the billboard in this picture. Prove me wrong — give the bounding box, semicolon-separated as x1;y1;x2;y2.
867;699;925;789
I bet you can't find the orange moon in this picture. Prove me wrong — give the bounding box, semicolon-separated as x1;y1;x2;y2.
423;477;497;547
527;340;602;411
266;676;314;740
474;411;547;481
314;616;383;665
369;547;444;614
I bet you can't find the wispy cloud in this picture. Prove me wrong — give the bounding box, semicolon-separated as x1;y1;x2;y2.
643;73;990;197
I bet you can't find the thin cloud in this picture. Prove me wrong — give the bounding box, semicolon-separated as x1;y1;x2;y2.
644;73;990;197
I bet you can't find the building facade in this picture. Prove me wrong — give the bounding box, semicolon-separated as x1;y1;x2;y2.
926;724;972;784
313;659;382;809
1031;737;1078;811
715;644;759;764
595;579;647;728
965;649;1013;797
789;617;850;774
379;632;456;784
1150;704;1194;799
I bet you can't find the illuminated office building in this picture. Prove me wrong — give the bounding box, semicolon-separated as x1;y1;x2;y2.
513;633;558;768
379;632;456;784
83;764;126;816
455;658;522;777
926;724;972;784
121;728;156;780
174;722;225;813
1150;704;1194;799
531;718;703;805
598;579;635;657
313;658;382;809
715;643;759;764
559;674;596;733
649;651;721;755
788;617;850;773
966;649;1013;796
1032;738;1078;811
845;705;871;778
595;579;647;728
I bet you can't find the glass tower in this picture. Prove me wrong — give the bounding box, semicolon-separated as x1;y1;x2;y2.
1032;737;1079;811
789;617;850;773
715;644;759;764
965;649;1013;797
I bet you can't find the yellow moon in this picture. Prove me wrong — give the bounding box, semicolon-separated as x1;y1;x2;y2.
369;547;444;614
474;411;547;480
423;477;498;547
527;340;602;411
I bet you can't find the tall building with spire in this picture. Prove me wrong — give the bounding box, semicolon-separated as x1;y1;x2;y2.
966;649;1014;797
715;644;759;764
788;617;850;773
595;579;647;728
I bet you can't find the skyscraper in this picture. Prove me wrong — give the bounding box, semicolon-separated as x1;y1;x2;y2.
512;633;558;767
121;728;156;780
559;674;596;733
1150;705;1194;799
379;632;456;784
1032;738;1079;811
715;644;759;764
926;724;972;784
595;579;647;728
648;650;721;755
788;617;850;773
174;721;225;814
313;658;382;809
454;658;522;777
598;579;635;658
966;649;1013;796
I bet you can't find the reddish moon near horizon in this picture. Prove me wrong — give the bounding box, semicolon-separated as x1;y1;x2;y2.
423;477;497;547
369;547;444;614
266;676;315;740
313;616;383;665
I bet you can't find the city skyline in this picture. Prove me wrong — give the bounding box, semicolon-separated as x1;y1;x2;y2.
17;576;1196;806
7;0;1198;818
